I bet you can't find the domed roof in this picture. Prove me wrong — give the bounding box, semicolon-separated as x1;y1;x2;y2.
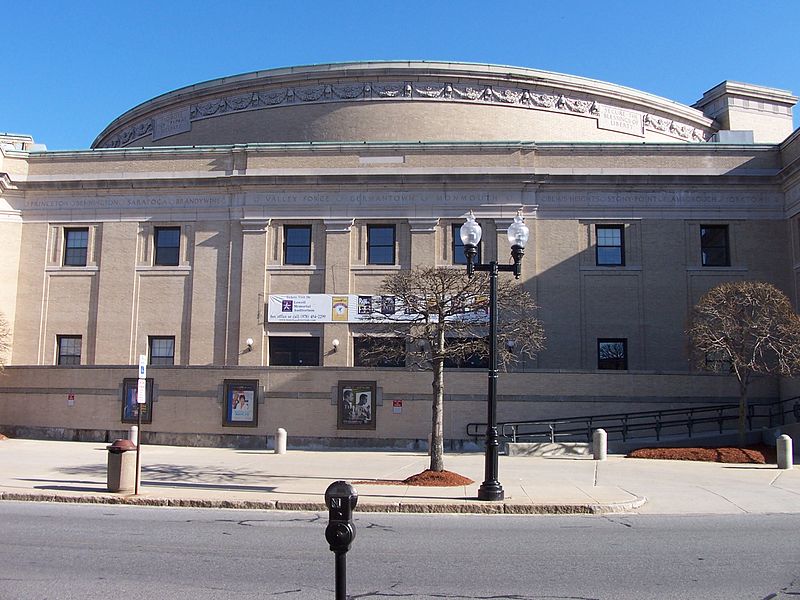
92;61;715;148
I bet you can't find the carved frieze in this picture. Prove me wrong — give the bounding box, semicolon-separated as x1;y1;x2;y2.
100;79;710;148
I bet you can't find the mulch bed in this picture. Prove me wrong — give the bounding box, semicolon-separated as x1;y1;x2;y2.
628;444;777;464
353;469;474;487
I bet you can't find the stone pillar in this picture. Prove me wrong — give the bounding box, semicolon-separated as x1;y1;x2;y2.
593;428;608;461
238;220;269;365
408;218;438;268
324;219;354;367
275;428;287;454
777;434;793;470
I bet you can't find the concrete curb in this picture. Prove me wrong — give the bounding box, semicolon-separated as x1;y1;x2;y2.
0;491;647;515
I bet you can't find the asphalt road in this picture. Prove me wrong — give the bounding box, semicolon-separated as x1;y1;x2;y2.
1;501;798;599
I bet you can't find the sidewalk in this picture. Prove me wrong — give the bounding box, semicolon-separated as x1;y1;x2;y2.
0;439;798;515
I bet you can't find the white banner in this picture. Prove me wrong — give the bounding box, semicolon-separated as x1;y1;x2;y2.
267;294;488;323
268;294;408;323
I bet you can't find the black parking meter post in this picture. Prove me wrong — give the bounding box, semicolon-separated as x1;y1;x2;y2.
324;481;358;600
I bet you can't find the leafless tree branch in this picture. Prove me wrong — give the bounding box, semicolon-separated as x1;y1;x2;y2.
357;267;546;471
687;281;800;445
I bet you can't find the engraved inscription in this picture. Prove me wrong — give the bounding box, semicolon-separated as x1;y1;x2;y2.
598;105;644;137
152;107;192;141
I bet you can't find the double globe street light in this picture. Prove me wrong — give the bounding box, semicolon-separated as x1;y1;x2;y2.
460;210;529;501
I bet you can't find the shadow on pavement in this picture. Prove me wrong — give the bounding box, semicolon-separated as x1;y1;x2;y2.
57;463;339;483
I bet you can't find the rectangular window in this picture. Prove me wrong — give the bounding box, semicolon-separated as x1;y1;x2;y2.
452;223;482;265
444;338;489;369
154;227;180;266
269;337;320;366
598;338;628;370
700;225;729;267
63;228;89;267
367;225;396;265
149;336;175;365
354;337;406;367
596;225;624;266
57;335;82;365
283;225;312;265
705;350;732;372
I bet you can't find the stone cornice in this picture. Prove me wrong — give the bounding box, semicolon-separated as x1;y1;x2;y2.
11;172;784;195
93;62;716;148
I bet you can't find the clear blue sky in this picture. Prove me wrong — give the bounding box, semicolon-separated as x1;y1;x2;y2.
3;0;799;150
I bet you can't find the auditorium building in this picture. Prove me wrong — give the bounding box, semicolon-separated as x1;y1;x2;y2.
1;61;798;448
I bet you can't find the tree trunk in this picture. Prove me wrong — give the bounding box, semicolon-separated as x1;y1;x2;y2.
737;382;749;448
430;330;446;472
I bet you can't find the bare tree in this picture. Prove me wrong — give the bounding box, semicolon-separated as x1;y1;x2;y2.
687;281;800;445
0;311;10;370
357;267;545;472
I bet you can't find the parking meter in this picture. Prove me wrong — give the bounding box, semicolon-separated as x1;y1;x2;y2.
325;480;358;552
324;481;358;600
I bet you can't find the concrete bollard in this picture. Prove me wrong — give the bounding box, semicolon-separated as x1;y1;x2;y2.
777;434;793;470
275;427;287;454
129;425;138;446
593;428;607;461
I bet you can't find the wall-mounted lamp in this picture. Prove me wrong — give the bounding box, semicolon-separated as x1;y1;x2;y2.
240;338;254;354
332;338;340;353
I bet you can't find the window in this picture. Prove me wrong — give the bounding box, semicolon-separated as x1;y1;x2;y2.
63;228;89;267
598;338;628;370
269;337;320;366
705;350;733;372
284;225;312;265
354;337;405;367
452;223;482;265
367;225;395;265
57;335;82;365
596;225;624;266
444;338;489;369
149;336;175;365
154;227;180;266
700;225;729;267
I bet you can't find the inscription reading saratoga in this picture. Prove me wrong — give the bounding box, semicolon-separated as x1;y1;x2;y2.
26;195;227;210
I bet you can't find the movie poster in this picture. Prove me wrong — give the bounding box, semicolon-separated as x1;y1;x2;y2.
223;380;259;427
337;380;377;430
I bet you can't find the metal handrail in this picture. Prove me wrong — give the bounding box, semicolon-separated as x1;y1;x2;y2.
465;396;800;444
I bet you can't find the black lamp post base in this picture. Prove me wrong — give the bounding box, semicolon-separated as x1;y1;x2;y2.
477;482;505;502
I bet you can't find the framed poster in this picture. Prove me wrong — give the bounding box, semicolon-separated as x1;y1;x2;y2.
223;380;259;427
121;377;153;424
337;380;377;430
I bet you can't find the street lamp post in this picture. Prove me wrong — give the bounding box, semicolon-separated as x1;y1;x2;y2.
460;210;529;501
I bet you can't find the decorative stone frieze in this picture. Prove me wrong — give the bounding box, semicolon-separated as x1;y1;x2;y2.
99;79;710;148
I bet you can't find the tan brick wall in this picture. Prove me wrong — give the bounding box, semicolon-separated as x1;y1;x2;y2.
0;366;780;445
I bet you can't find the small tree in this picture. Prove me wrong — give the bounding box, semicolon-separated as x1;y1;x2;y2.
687;281;800;445
0;311;10;371
358;267;545;472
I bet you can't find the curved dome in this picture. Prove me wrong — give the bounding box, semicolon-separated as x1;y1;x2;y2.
92;61;716;149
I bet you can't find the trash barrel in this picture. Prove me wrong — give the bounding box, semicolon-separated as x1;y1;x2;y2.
107;438;138;493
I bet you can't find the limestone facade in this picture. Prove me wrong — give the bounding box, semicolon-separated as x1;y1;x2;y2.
1;62;799;447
